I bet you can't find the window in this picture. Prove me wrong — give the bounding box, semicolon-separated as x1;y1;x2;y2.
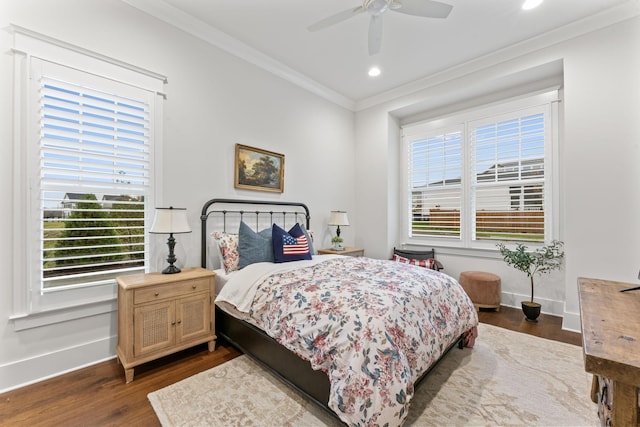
402;90;558;249
12;28;165;321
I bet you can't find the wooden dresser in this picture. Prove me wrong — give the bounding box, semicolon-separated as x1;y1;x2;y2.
578;277;640;426
116;267;216;383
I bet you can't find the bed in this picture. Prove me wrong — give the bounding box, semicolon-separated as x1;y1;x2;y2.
200;198;478;426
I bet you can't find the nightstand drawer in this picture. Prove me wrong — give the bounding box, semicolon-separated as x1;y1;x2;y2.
134;278;209;304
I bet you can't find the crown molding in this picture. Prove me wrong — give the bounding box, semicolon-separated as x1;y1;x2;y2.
121;0;356;111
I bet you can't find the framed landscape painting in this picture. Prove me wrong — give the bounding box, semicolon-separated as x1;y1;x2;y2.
234;144;285;193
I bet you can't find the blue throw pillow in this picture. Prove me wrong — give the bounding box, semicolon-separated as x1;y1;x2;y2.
272;223;312;263
238;221;274;269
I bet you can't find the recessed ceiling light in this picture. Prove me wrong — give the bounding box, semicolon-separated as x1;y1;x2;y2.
522;0;543;10
368;66;381;77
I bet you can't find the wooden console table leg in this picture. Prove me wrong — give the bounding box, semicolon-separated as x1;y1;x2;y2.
590;375;599;404
208;339;216;352
612;380;638;426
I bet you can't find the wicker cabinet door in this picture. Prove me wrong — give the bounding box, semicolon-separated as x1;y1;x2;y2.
176;293;210;343
134;300;175;357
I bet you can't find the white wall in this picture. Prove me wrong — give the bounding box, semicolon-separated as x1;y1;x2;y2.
0;0;354;392
354;14;640;331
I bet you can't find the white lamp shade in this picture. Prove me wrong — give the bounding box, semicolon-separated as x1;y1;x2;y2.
149;207;192;234
328;211;349;226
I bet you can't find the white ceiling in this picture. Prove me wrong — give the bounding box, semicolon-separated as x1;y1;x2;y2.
125;0;636;109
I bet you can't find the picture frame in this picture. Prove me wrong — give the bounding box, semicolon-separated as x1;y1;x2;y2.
234;144;285;193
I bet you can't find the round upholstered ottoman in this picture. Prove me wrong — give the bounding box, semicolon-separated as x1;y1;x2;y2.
459;271;501;311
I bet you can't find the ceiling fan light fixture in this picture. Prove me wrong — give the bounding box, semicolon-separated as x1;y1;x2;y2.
308;0;453;56
522;0;543;10
368;66;381;77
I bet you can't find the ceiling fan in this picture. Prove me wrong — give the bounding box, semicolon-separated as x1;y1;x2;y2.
308;0;453;56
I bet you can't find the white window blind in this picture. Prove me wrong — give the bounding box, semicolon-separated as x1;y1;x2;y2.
408;128;463;238
470;107;547;242
40;77;149;290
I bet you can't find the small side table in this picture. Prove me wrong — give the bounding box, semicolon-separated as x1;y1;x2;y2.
318;247;364;257
116;267;216;383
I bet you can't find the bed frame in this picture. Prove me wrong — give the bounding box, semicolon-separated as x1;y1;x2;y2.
200;198;464;420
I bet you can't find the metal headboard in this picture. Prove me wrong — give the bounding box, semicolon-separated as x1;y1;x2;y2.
200;198;311;269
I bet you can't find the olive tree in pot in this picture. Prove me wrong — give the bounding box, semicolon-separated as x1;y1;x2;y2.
496;240;565;322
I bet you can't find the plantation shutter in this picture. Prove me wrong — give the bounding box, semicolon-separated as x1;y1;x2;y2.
469;106;547;242
40;75;150;290
407;127;463;239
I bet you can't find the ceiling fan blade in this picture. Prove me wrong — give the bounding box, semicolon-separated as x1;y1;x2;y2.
392;0;453;19
307;6;364;32
368;14;383;56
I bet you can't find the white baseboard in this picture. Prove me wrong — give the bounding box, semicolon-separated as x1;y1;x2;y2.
499;291;564;316
0;335;117;393
560;310;582;333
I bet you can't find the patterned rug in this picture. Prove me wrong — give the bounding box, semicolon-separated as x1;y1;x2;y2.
148;323;598;426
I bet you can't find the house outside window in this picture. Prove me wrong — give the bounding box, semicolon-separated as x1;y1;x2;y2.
401;90;559;249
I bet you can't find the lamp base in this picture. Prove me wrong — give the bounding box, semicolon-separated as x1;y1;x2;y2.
161;234;181;274
162;264;181;274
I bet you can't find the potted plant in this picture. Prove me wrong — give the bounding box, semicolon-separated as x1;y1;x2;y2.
331;235;344;251
496;240;565;322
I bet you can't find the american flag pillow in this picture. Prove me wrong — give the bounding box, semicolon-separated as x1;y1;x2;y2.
272;223;312;263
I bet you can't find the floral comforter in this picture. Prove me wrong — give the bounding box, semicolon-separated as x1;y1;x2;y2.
245;256;478;426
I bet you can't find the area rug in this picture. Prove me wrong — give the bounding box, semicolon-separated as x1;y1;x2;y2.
148;323;597;426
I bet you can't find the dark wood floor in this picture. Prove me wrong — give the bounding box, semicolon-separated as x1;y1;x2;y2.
477;305;582;346
0;306;581;426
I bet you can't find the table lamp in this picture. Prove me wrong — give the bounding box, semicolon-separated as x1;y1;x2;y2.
328;211;349;237
149;206;192;274
328;210;349;250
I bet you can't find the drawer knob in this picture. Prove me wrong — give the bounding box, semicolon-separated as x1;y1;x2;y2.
155;292;159;297
177;320;182;324
192;285;197;289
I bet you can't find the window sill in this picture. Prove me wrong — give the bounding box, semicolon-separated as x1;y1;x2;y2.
10;298;117;332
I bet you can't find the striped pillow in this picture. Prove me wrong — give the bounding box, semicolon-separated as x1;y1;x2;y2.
392;253;436;270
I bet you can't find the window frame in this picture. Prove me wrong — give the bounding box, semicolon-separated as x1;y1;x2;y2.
11;27;165;329
400;89;560;251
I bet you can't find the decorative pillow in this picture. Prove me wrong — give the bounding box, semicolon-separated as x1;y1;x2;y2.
211;231;239;273
238;221;274;269
272;223;312;263
392;253;436;270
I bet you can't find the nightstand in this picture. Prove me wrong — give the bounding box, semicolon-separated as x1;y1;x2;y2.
318;246;364;257
116;267;216;383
